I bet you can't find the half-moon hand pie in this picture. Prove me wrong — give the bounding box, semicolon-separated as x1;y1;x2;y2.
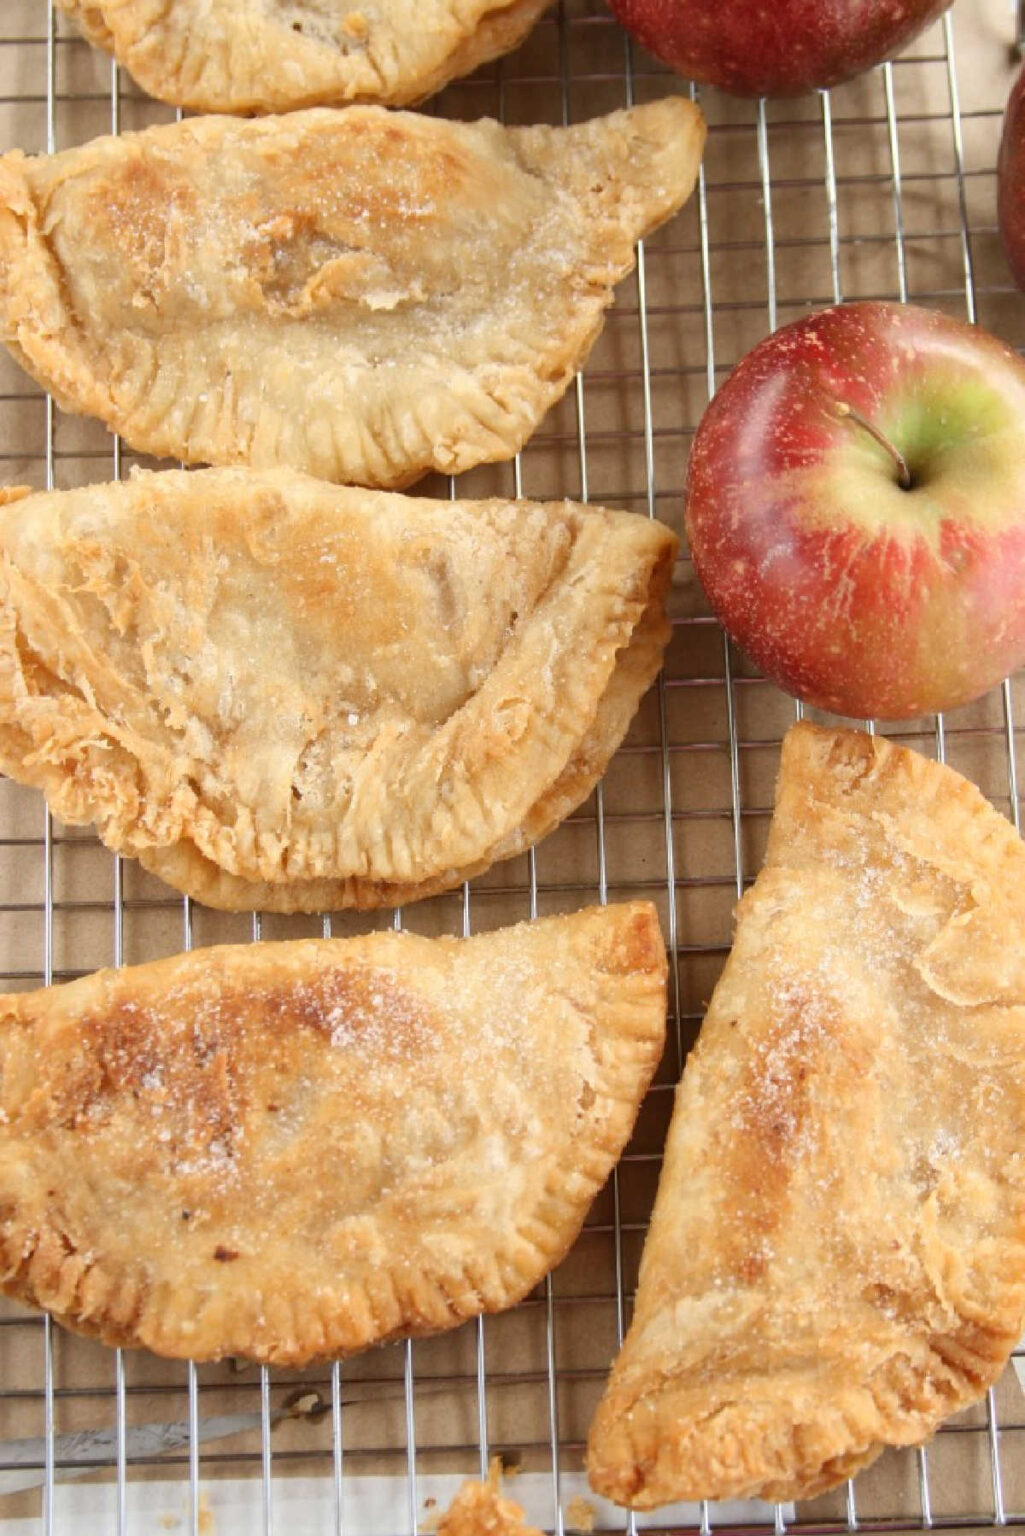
588;724;1025;1505
0;468;677;911
0;101;705;488
56;0;553;114
0;902;667;1365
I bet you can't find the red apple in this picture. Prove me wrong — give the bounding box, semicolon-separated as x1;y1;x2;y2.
609;0;951;98
684;302;1025;721
999;65;1025;291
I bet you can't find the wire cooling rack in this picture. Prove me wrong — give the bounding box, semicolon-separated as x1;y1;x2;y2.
0;0;1024;1531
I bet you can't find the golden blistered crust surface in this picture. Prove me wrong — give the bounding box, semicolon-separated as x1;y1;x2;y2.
58;0;553;113
0;466;677;911
587;724;1025;1505
0;101;705;488
0;903;666;1365
436;1460;544;1536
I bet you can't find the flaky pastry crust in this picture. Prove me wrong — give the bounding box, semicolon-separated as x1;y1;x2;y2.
0;467;677;911
587;724;1025;1505
58;0;553;113
437;1461;543;1536
0;101;705;488
0;903;666;1366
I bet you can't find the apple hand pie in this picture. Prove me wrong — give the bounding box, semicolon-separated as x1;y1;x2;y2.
0;100;704;489
588;724;1025;1505
56;0;552;114
0;902;667;1366
0;467;676;912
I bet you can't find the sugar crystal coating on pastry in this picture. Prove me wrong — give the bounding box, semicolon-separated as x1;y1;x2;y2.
57;0;553;114
0;101;705;489
0;903;666;1365
587;723;1025;1505
0;467;677;912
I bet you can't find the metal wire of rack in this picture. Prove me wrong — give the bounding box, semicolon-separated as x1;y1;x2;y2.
0;0;1023;1532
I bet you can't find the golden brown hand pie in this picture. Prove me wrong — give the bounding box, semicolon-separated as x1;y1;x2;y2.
0;101;704;489
0;902;667;1365
57;0;552;113
587;724;1025;1506
0;467;677;912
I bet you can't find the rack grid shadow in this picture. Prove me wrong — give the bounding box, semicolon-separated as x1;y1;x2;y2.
0;0;1022;1531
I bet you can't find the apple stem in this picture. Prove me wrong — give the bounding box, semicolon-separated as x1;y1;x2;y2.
834;401;913;490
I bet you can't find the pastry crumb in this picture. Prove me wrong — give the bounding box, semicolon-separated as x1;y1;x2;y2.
420;1492;441;1531
566;1495;595;1532
435;1458;542;1536
342;11;369;38
198;1490;214;1535
282;1387;326;1421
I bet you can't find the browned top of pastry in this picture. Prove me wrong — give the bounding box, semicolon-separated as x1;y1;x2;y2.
0;102;704;487
0;903;666;1366
0;467;676;911
58;0;553;114
588;724;1025;1505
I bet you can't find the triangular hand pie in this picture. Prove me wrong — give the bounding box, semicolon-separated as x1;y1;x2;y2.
0;101;704;489
0;468;677;912
0;903;666;1365
588;724;1025;1505
57;0;552;113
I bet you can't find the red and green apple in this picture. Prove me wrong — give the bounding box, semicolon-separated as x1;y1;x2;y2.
608;0;951;98
999;64;1025;292
684;301;1025;721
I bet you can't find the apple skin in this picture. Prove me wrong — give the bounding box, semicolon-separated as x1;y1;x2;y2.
999;66;1025;292
608;0;951;97
684;302;1025;721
